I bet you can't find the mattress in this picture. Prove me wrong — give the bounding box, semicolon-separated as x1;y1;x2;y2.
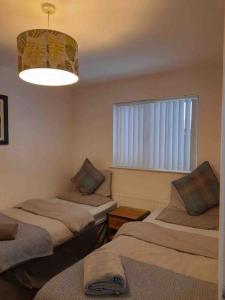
2;199;116;247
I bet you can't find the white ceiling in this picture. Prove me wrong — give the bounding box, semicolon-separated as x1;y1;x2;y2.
0;0;224;83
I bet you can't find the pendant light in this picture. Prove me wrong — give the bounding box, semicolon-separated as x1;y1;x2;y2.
17;3;79;86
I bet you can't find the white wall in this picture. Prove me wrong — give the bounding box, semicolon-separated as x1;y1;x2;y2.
0;62;222;213
0;66;74;209
71;64;222;211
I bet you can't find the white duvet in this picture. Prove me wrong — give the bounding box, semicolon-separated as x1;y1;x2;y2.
103;208;218;284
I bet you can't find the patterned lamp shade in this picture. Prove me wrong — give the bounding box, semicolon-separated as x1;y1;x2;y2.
17;29;79;86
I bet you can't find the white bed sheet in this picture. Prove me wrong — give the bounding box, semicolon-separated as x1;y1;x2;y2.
2;199;116;247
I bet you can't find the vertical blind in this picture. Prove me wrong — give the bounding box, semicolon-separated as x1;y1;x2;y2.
113;97;198;172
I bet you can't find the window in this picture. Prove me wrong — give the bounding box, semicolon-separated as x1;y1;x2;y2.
113;97;198;172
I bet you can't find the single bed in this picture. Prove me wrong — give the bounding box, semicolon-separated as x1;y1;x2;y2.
0;197;116;300
2;198;116;247
34;208;218;300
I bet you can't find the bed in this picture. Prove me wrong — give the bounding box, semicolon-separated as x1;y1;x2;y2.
2;198;116;247
0;197;116;300
34;208;218;300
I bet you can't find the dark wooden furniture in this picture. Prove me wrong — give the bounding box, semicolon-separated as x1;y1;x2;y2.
107;206;150;241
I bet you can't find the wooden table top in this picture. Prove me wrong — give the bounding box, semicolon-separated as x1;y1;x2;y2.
108;206;150;220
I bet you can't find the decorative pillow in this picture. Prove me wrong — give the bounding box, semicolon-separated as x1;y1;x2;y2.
95;170;112;197
71;159;105;195
156;206;219;230
0;223;18;240
172;161;219;216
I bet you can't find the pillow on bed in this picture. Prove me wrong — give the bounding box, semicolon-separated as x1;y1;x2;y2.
156;206;219;230
167;185;186;212
172;161;219;216
156;183;219;230
58;191;112;207
0;223;18;240
71;159;105;195
95;170;112;197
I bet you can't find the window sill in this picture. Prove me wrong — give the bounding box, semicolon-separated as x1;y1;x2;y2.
110;165;190;175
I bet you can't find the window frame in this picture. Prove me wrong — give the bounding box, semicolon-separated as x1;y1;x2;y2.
112;96;199;173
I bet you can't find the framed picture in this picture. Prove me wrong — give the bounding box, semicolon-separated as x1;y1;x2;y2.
0;95;9;145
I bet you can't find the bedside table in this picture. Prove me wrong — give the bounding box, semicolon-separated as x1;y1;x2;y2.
107;206;150;241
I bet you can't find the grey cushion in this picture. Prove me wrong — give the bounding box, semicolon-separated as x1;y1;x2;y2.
156;182;219;230
71;159;105;195
173;161;219;216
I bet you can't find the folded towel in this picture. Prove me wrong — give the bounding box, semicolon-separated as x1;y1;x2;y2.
0;223;18;240
84;248;127;296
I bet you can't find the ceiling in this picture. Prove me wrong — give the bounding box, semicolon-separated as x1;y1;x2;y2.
0;0;224;83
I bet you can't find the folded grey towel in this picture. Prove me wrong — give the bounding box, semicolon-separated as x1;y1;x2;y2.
84;249;127;296
0;223;18;240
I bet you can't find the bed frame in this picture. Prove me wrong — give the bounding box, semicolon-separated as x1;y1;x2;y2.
0;221;107;300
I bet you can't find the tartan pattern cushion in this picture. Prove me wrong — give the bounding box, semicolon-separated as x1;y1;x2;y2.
71;159;105;195
172;161;219;216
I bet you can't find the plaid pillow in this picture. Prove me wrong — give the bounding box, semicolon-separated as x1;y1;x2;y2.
172;161;219;216
71;159;105;195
